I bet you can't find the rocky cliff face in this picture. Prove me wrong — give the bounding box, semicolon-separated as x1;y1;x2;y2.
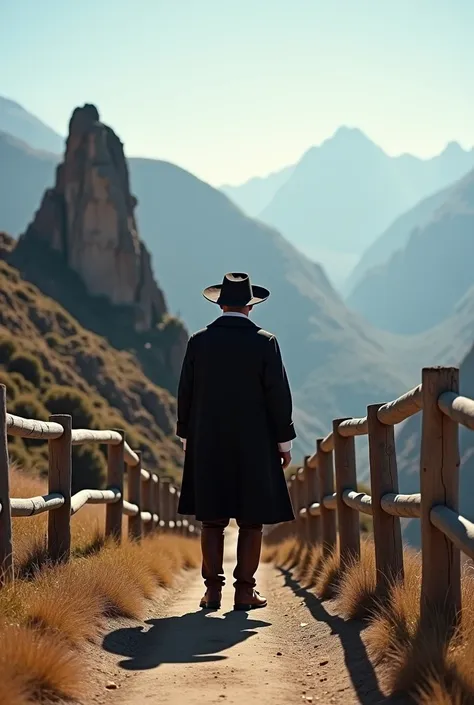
11;105;187;392
20;104;167;333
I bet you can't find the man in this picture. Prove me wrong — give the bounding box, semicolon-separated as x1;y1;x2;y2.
177;272;296;611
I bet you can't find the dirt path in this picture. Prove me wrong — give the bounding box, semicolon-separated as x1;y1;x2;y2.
98;531;404;705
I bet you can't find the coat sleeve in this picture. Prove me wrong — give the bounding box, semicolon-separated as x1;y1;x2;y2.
176;337;194;439
262;336;296;444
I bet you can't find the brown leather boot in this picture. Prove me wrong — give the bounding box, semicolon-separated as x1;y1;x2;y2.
200;526;225;609
233;526;267;611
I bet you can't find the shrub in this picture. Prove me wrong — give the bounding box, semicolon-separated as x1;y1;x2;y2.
0;371;19;401
43;386;96;428
0;337;16;364
8;353;43;387
8;372;35;395
44;332;65;351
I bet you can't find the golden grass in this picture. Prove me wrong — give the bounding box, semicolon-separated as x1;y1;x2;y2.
1;468;201;704
335;538;377;619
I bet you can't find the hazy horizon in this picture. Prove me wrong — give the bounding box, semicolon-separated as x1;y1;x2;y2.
2;0;474;186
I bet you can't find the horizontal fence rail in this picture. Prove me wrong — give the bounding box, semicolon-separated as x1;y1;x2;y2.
0;384;196;583
269;367;474;635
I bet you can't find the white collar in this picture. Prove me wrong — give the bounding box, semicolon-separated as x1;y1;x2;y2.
221;312;249;320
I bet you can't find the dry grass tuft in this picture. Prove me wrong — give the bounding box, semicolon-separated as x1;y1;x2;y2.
314;549;342;599
366;549;421;671
300;544;323;588
336;538;377;619
0;625;84;703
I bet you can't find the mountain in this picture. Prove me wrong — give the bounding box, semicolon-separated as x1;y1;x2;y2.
0;233;182;491
127;157;416;456
258;128;474;287
346;169;474;335
9;104;188;397
0;104;439;459
0;131;59;236
220;164;295;216
0;96;63;154
344;182;455;295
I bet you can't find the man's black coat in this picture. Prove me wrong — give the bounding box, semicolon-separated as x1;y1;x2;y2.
176;314;296;524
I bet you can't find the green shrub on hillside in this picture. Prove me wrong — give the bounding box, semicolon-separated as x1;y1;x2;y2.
8;353;43;387
8;372;35;395
0;371;19;402
0;338;16;364
44;386;96;429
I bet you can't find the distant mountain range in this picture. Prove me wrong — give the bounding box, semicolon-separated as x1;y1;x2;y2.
3;96;474;475
221;164;294;216
0;96;63;154
222;129;474;288
347;168;474;334
0;99;422;460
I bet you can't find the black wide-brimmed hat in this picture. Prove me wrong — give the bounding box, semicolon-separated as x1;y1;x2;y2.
202;272;270;306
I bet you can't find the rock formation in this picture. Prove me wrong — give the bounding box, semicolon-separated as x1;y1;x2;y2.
11;105;187;393
20;104;166;333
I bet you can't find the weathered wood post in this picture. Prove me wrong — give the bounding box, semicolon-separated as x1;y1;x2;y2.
420;367;461;628
367;404;403;592
105;430;124;542
48;414;72;563
333;419;360;564
288;476;297;537
170;484;178;531
295;468;306;539
140;454;153;537
160;478;171;532
0;385;13;583
317;439;337;556
152;474;160;531
127;452;142;541
304;454;321;546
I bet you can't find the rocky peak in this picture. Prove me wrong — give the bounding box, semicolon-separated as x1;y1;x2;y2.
20;103;166;333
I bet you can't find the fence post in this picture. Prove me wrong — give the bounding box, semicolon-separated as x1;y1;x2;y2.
152;474;160;531
304;455;320;546
296;467;306;540
105;430;124;542
127;454;142;541
420;367;461;627
140;454;153;537
160;477;171;531
0;385;13;583
48;414;72;563
333;419;360;564
317;439;337;556
367;404;403;593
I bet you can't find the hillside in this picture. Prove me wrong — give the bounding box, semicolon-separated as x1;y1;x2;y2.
220;164;294;216
0;96;63;153
0;236;182;491
344;182;454;295
258;128;474;287
346;169;474;334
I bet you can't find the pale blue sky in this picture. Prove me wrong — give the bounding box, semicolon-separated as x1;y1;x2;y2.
2;0;473;185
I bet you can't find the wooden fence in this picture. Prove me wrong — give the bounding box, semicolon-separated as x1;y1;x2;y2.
0;384;194;583
270;366;474;632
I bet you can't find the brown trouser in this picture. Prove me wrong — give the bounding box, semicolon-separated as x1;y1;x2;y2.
201;518;263;589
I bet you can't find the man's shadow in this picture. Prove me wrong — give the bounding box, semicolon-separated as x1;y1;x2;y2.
103;609;271;671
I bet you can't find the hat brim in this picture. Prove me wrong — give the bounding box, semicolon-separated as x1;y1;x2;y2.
202;284;270;306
